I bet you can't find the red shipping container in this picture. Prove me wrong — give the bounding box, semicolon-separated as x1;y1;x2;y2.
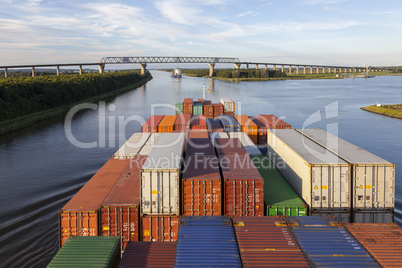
142;115;164;133
220;155;264;216
260;114;291;129
214;138;248;156
141;215;179;242
59;159;130;248
224;111;234;116
188;130;209;139
174;114;191;131
190;115;207;130
250;116;270;145
100;156;147;252
213;103;224;118
183;98;193;114
119;242;177;268
198;99;205;102
186;138;215;155
233;217;311;267
182;155;222;216
203;100;214;119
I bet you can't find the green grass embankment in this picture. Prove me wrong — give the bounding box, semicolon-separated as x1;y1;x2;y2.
0;71;152;135
361;104;402;119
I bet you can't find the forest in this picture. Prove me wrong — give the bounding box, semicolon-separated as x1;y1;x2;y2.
0;70;150;122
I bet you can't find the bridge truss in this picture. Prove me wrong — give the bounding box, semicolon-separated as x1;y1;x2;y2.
100;56;240;64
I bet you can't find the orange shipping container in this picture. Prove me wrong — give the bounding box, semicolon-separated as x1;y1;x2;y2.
59;159;130;248
157;115;177;132
260;114;291;129
183;98;193;114
188;130;209;139
233;115;258;144
182;155;222;216
141;215;179;242
100;156;147;252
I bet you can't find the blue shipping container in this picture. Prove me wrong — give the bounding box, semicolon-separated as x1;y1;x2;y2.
174;216;242;267
219;115;241;132
290;216;379;267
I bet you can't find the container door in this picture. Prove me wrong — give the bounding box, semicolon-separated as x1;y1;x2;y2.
141;171;155;214
354;165;373;209
311;166;323;209
370;165;395;209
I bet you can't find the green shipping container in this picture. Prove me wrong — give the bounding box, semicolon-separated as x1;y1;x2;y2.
176;102;183;115
48;236;121;268
251;155;308;216
192;102;203;116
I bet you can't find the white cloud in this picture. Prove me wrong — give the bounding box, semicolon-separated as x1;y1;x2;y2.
154;0;201;25
237;11;254;17
324;7;340;11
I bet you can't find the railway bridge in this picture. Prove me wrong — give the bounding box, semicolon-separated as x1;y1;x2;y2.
0;56;390;78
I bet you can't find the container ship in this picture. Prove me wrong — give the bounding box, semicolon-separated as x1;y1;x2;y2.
48;98;400;267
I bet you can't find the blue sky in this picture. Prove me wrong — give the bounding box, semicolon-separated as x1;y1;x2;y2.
0;0;401;67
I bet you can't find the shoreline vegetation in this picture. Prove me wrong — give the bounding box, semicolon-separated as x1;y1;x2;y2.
361;104;402;119
0;71;152;135
161;68;402;81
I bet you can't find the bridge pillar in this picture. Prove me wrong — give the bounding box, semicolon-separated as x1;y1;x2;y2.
328;67;331;74
303;66;306;74
296;66;299;74
234;63;241;69
4;68;8;78
79;65;83;75
333;68;336;73
98;64;105;74
317;67;319;74
310;67;313;74
246;64;249;69
140;63;147;75
289;66;292;74
56;66;60;75
265;64;267;70
281;65;284;72
255;64;258;69
273;65;276;71
208;63;215;77
32;67;35;77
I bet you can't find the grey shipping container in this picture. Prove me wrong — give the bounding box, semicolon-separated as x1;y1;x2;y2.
228;132;261;155
296;129;395;213
267;129;351;212
138;133;161;155
220;97;235;112
113;133;151;159
140;133;185;215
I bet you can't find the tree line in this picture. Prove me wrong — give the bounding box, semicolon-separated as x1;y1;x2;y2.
0;71;149;122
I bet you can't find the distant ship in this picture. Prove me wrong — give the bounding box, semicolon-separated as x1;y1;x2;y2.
171;68;182;78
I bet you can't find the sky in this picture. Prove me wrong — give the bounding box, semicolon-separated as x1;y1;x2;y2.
0;0;402;67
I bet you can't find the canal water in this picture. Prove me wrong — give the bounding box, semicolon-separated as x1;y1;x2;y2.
0;70;401;267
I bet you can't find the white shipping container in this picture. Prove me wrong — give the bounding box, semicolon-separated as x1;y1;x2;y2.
220;98;235;112
113;133;151;159
267;129;351;211
210;132;229;146
296;129;395;210
140;133;185;215
228;132;261;155
138;133;161;155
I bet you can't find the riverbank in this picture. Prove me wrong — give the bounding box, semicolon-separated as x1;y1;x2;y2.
0;73;152;135
361;104;402;119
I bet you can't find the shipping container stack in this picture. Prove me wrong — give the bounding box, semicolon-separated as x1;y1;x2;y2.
188;130;209;139
174;216;242;267
215;138;264;216
190;115;207;130
100;155;148;252
267;129;352;222
206;118;223;132
287;216;380;267
297;129;395;223
233;115;258;144
233;216;311;267
174;113;191;131
343;222;402;267
228;132;261;155
220;97;235;115
192;101;203;116
58;159;131;248
219;115;241;132
157;115;177;133
140;133;185;242
175;102;183;115
260;114;291;129
182;138;222;216
141;115;164;132
212;103;224;118
48;236;121;268
113;132;150;159
203;100;213;118
251;155;308;216
249;115;271;145
183;98;193;114
119;242;177;268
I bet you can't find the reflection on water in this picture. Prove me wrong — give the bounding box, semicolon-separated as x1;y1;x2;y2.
0;71;401;267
